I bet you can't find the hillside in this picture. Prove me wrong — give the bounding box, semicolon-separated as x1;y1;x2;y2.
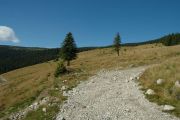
0;45;59;74
0;45;98;74
122;33;180;46
0;43;180;119
1;33;179;74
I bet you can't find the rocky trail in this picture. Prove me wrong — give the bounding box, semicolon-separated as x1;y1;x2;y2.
56;67;179;120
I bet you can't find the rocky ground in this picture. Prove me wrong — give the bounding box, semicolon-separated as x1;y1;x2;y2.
56;67;179;120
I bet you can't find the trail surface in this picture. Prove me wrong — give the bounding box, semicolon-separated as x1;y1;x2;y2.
56;67;178;120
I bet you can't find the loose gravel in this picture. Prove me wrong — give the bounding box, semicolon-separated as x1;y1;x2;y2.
56;67;179;120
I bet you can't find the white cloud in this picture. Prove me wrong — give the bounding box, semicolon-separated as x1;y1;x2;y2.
0;26;19;43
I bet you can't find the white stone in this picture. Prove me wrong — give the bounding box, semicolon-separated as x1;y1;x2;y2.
39;98;47;105
130;77;133;80
42;107;46;112
156;79;164;85
136;76;140;80
113;76;117;80
61;86;66;91
175;80;180;88
63;91;68;96
145;89;155;95
31;102;38;110
33;102;38;106
63;80;67;83
163;105;175;111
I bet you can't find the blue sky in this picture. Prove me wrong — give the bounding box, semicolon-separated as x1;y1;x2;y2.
0;0;180;48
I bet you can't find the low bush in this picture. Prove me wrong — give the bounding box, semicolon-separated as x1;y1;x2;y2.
54;60;67;77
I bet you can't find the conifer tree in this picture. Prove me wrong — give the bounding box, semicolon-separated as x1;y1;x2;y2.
113;33;121;56
60;32;77;66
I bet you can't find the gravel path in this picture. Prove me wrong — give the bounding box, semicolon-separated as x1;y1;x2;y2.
56;67;179;120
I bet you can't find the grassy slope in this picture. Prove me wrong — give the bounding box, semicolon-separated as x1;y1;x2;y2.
0;44;180;119
139;56;180;117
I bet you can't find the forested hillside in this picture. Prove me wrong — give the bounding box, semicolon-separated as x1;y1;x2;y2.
122;33;180;46
0;45;59;74
0;45;97;74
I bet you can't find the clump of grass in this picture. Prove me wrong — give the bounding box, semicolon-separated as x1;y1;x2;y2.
139;56;180;117
23;105;59;120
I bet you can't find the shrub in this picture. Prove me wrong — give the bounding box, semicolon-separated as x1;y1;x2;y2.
54;61;67;77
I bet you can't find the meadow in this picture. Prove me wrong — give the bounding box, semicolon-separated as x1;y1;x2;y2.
0;43;180;119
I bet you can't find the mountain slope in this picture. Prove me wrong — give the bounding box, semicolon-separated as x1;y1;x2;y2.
0;45;59;74
1;44;180;119
0;45;98;74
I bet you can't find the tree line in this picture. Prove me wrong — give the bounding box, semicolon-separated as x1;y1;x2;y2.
160;33;180;46
0;47;59;74
0;45;98;74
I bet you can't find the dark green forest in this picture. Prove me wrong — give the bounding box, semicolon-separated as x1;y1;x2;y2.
0;45;59;74
0;45;96;74
160;33;180;46
121;33;180;46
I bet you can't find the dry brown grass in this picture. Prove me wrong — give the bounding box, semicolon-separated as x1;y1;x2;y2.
0;43;180;118
139;56;180;117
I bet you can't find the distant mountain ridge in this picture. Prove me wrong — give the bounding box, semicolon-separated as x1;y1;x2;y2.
123;33;180;46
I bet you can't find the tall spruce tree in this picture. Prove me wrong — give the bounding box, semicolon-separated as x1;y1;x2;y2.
113;33;121;56
60;32;77;66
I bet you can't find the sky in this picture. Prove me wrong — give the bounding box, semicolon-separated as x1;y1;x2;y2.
0;0;180;48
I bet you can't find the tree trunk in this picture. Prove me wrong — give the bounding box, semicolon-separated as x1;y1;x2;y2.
67;60;70;66
117;50;119;56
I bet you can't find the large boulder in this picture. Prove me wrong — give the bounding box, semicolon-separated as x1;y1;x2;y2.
145;89;155;95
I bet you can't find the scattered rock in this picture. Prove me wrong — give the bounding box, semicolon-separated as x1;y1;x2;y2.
42;107;46;112
63;80;67;83
31;102;38;110
156;79;164;85
39;97;49;105
163;105;175;111
63;91;68;97
130;77;134;80
61;86;66;91
136;76;140;80
113;76;117;80
175;80;180;88
8;97;50;120
56;67;179;120
145;89;155;95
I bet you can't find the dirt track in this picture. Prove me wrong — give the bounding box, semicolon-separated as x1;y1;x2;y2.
56;67;178;120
